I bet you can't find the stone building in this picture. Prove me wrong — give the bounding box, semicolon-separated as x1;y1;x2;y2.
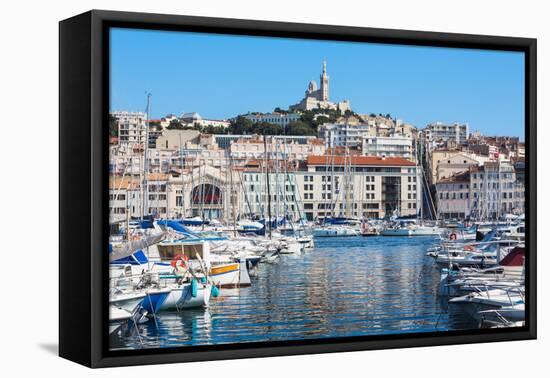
155;129;201;150
290;61;351;112
436;171;471;219
435;152;480;182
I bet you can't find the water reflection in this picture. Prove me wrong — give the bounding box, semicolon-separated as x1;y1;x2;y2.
114;236;477;350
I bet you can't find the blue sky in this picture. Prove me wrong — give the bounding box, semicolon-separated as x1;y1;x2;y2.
110;28;525;137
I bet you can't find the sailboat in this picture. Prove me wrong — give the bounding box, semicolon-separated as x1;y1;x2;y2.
381;143;444;236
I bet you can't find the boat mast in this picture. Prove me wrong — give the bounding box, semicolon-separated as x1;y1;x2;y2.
141;93;152;220
330;146;336;219
323;144;330;224
228;157;237;237
264;134;272;239
275;138;280;224
179;134;185;218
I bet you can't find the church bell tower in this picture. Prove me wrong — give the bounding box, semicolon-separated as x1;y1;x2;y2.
320;60;329;101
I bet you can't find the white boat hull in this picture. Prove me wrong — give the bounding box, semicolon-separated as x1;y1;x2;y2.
381;226;443;236
449;289;524;320
280;242;303;254
158;283;212;311
109;292;145;316
210;262;242;288
312;227;359;237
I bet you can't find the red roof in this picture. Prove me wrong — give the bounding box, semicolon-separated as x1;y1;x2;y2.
307;155;416;167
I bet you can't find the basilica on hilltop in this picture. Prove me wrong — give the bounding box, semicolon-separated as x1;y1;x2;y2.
290;61;351;113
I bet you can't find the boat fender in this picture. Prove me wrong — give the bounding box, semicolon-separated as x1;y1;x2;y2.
200;277;207;284
191;278;198;297
211;285;220;298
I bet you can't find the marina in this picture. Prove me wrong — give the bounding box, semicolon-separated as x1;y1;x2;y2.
109;220;524;350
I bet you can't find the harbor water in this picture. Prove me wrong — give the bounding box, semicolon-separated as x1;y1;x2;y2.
112;236;477;350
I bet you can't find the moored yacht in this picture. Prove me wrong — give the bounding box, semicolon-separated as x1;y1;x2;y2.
312;225;359;237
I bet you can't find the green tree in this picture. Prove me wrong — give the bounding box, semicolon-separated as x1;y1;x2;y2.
273;107;288;114
228;116;255;134
315;115;330;126
299;110;315;126
287;121;316;136
203;124;228;134
167;119;184;130
257;122;284;135
298;109;339;132
109;114;118;137
167;119;179;129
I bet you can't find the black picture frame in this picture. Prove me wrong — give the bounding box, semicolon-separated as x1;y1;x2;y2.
59;9;537;368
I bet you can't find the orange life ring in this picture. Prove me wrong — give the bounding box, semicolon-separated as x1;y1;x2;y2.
170;254;189;270
450;232;457;240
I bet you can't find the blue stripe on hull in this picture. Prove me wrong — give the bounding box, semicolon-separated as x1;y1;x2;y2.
141;292;169;313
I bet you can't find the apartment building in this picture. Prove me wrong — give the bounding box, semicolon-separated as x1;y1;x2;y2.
435;152;481;182
436;160;525;220
243;112;301;129
469;161;525;219
295;155;420;220
112;111;148;148
229;136;325;162
435;171;471;219
240;167;303;221
318;122;371;148
361;135;414;160
424;122;469;146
